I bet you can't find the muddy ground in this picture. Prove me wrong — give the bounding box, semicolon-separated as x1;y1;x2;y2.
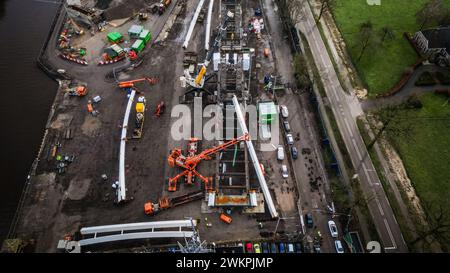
13;0;306;252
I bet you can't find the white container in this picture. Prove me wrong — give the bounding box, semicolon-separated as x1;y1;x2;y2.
93;95;102;103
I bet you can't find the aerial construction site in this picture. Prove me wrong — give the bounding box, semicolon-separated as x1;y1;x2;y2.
2;0;365;254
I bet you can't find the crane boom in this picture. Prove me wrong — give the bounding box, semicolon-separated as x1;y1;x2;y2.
167;133;249;192
184;11;234;89
185;134;249;167
118;78;156;88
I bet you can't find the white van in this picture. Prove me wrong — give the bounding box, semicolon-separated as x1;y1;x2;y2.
277;146;285;161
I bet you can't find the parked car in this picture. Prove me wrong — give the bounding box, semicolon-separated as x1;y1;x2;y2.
328;220;338;238
291;147;298;159
305;213;314;228
270;243;278;253
246;243;253;253
287;243;295;253
254;243;261;253
279;243;286;253
277;146;285;161
254;7;262;16
295;243;303;253
334;240;344;253
314;243;322;253
280;105;289;118
281;165;289;178
261;242;270;253
304;243;311;253
283;120;291;132
286;133;294;145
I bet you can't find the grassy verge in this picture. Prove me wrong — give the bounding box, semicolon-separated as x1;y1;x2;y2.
382;93;450;211
332;0;450;96
365;93;450;250
356;118;417;250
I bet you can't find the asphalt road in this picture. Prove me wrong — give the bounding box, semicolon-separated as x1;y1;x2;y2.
261;0;340;253
296;0;408;253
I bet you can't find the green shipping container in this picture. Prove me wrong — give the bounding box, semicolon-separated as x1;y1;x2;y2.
131;39;145;53
139;29;152;44
107;31;123;43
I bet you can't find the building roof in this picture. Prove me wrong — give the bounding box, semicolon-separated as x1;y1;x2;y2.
258;101;277;116
132;39;144;48
139;29;151;39
110;44;123;54
421;27;450;53
128;25;143;35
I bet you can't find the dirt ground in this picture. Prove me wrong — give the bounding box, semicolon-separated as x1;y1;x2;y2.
11;0;328;252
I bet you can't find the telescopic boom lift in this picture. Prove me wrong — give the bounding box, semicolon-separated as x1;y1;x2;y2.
183;11;234;89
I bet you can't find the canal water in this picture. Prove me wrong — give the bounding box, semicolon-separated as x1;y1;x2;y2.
0;0;59;243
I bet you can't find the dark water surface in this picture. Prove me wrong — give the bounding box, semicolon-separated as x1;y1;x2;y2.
0;0;59;243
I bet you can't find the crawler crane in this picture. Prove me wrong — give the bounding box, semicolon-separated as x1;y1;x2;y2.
167;133;249;192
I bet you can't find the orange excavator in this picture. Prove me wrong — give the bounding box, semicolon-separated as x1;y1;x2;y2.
167;133;249;192
118;77;157;89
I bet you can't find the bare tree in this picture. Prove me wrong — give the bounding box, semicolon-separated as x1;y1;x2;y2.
276;0;305;26
416;0;449;30
356;20;376;62
317;0;336;22
367;105;415;150
293;54;311;89
411;202;450;251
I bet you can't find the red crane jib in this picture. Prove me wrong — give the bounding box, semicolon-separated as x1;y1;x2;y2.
167;133;249;191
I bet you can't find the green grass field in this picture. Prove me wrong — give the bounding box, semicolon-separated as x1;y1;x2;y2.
384;93;450;216
333;0;450;96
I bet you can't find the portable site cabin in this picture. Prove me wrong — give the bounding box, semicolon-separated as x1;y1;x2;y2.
104;44;124;59
131;39;145;53
107;31;123;43
128;25;143;38
139;29;152;44
258;101;277;124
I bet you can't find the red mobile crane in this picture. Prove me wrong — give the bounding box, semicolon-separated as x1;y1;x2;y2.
167;133;249;192
144;190;204;216
117;78;157;88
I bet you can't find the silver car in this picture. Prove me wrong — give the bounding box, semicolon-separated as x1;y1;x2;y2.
277;146;285;161
334;240;344;253
328;220;338;238
281;165;289;178
286;133;294;145
280;105;289;118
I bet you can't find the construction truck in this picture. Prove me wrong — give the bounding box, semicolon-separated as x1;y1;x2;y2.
132;96;146;139
167;133;249;192
183;11;234;89
68;85;88;97
144;190;204;216
151;0;172;15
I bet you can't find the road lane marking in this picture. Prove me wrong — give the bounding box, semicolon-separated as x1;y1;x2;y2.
376;199;384;216
384;219;397;248
352;138;363;160
344;118;354;138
